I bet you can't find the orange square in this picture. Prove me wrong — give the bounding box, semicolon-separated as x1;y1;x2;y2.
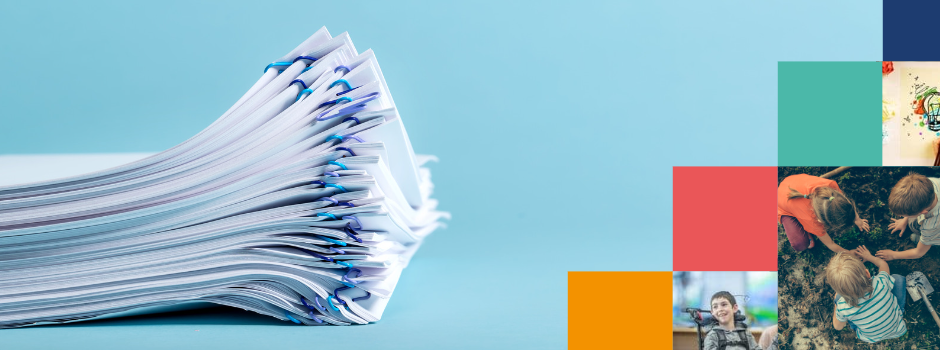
569;271;672;349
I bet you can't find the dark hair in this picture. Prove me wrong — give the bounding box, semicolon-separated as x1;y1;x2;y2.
710;291;737;307
787;186;856;234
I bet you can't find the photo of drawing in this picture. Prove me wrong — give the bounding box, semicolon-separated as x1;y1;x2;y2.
885;62;940;164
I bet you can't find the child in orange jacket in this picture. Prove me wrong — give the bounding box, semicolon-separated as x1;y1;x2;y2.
778;174;870;252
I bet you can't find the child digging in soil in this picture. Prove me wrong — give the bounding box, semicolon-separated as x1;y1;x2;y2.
704;291;762;350
877;172;940;261
777;174;870;253
826;247;907;343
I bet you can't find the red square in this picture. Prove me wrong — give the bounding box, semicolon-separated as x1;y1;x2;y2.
673;167;778;271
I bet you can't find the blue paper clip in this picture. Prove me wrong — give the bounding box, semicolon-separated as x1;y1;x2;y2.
264;62;292;72
325;184;348;192
316;196;338;205
328;79;353;91
343;225;363;244
290;79;308;89
328;161;347;170
339;93;380;117
336;260;353;268
335;147;356;157
344;268;362;285
301;297;317;311
309;311;324;324
329;247;346;254
332;96;353;104
316;213;338;220
336;86;360;96
285;312;302;324
326;296;341;311
303;250;334;262
302;66;313;73
317;92;380;121
333;286;352;305
293;55;317;63
324;171;340;177
334;65;351;74
343;135;365;143
338;202;355;207
353;291;371;302
296;88;314;101
318;236;346;246
343;216;363;230
326;134;364;143
311;180;326;186
342;117;360;125
317;97;353;109
314;296;326;311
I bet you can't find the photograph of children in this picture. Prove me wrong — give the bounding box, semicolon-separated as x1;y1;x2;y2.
778;167;940;349
673;272;778;350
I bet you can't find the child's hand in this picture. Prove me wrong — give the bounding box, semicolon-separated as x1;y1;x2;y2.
888;217;909;236
855;218;870;232
876;249;898;261
855;245;875;261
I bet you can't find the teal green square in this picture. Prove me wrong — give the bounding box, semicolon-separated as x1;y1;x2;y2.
778;62;882;166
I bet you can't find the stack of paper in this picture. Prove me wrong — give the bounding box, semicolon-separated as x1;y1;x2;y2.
0;27;447;327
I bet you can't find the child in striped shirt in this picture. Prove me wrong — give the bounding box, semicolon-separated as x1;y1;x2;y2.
826;247;907;343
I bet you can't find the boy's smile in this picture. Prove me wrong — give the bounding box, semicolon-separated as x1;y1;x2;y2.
710;297;738;328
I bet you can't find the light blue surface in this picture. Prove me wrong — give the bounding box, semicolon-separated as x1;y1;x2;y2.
0;1;881;349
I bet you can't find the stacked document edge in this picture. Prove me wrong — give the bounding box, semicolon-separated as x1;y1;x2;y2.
0;27;447;328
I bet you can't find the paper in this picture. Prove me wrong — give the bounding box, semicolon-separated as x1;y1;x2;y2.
0;27;447;328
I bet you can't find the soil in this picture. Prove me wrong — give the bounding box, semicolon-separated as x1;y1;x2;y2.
778;167;940;350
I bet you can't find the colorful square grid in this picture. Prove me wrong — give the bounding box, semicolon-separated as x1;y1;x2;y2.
569;60;886;347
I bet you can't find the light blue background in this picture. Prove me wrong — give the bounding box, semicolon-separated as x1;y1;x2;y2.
0;1;880;349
